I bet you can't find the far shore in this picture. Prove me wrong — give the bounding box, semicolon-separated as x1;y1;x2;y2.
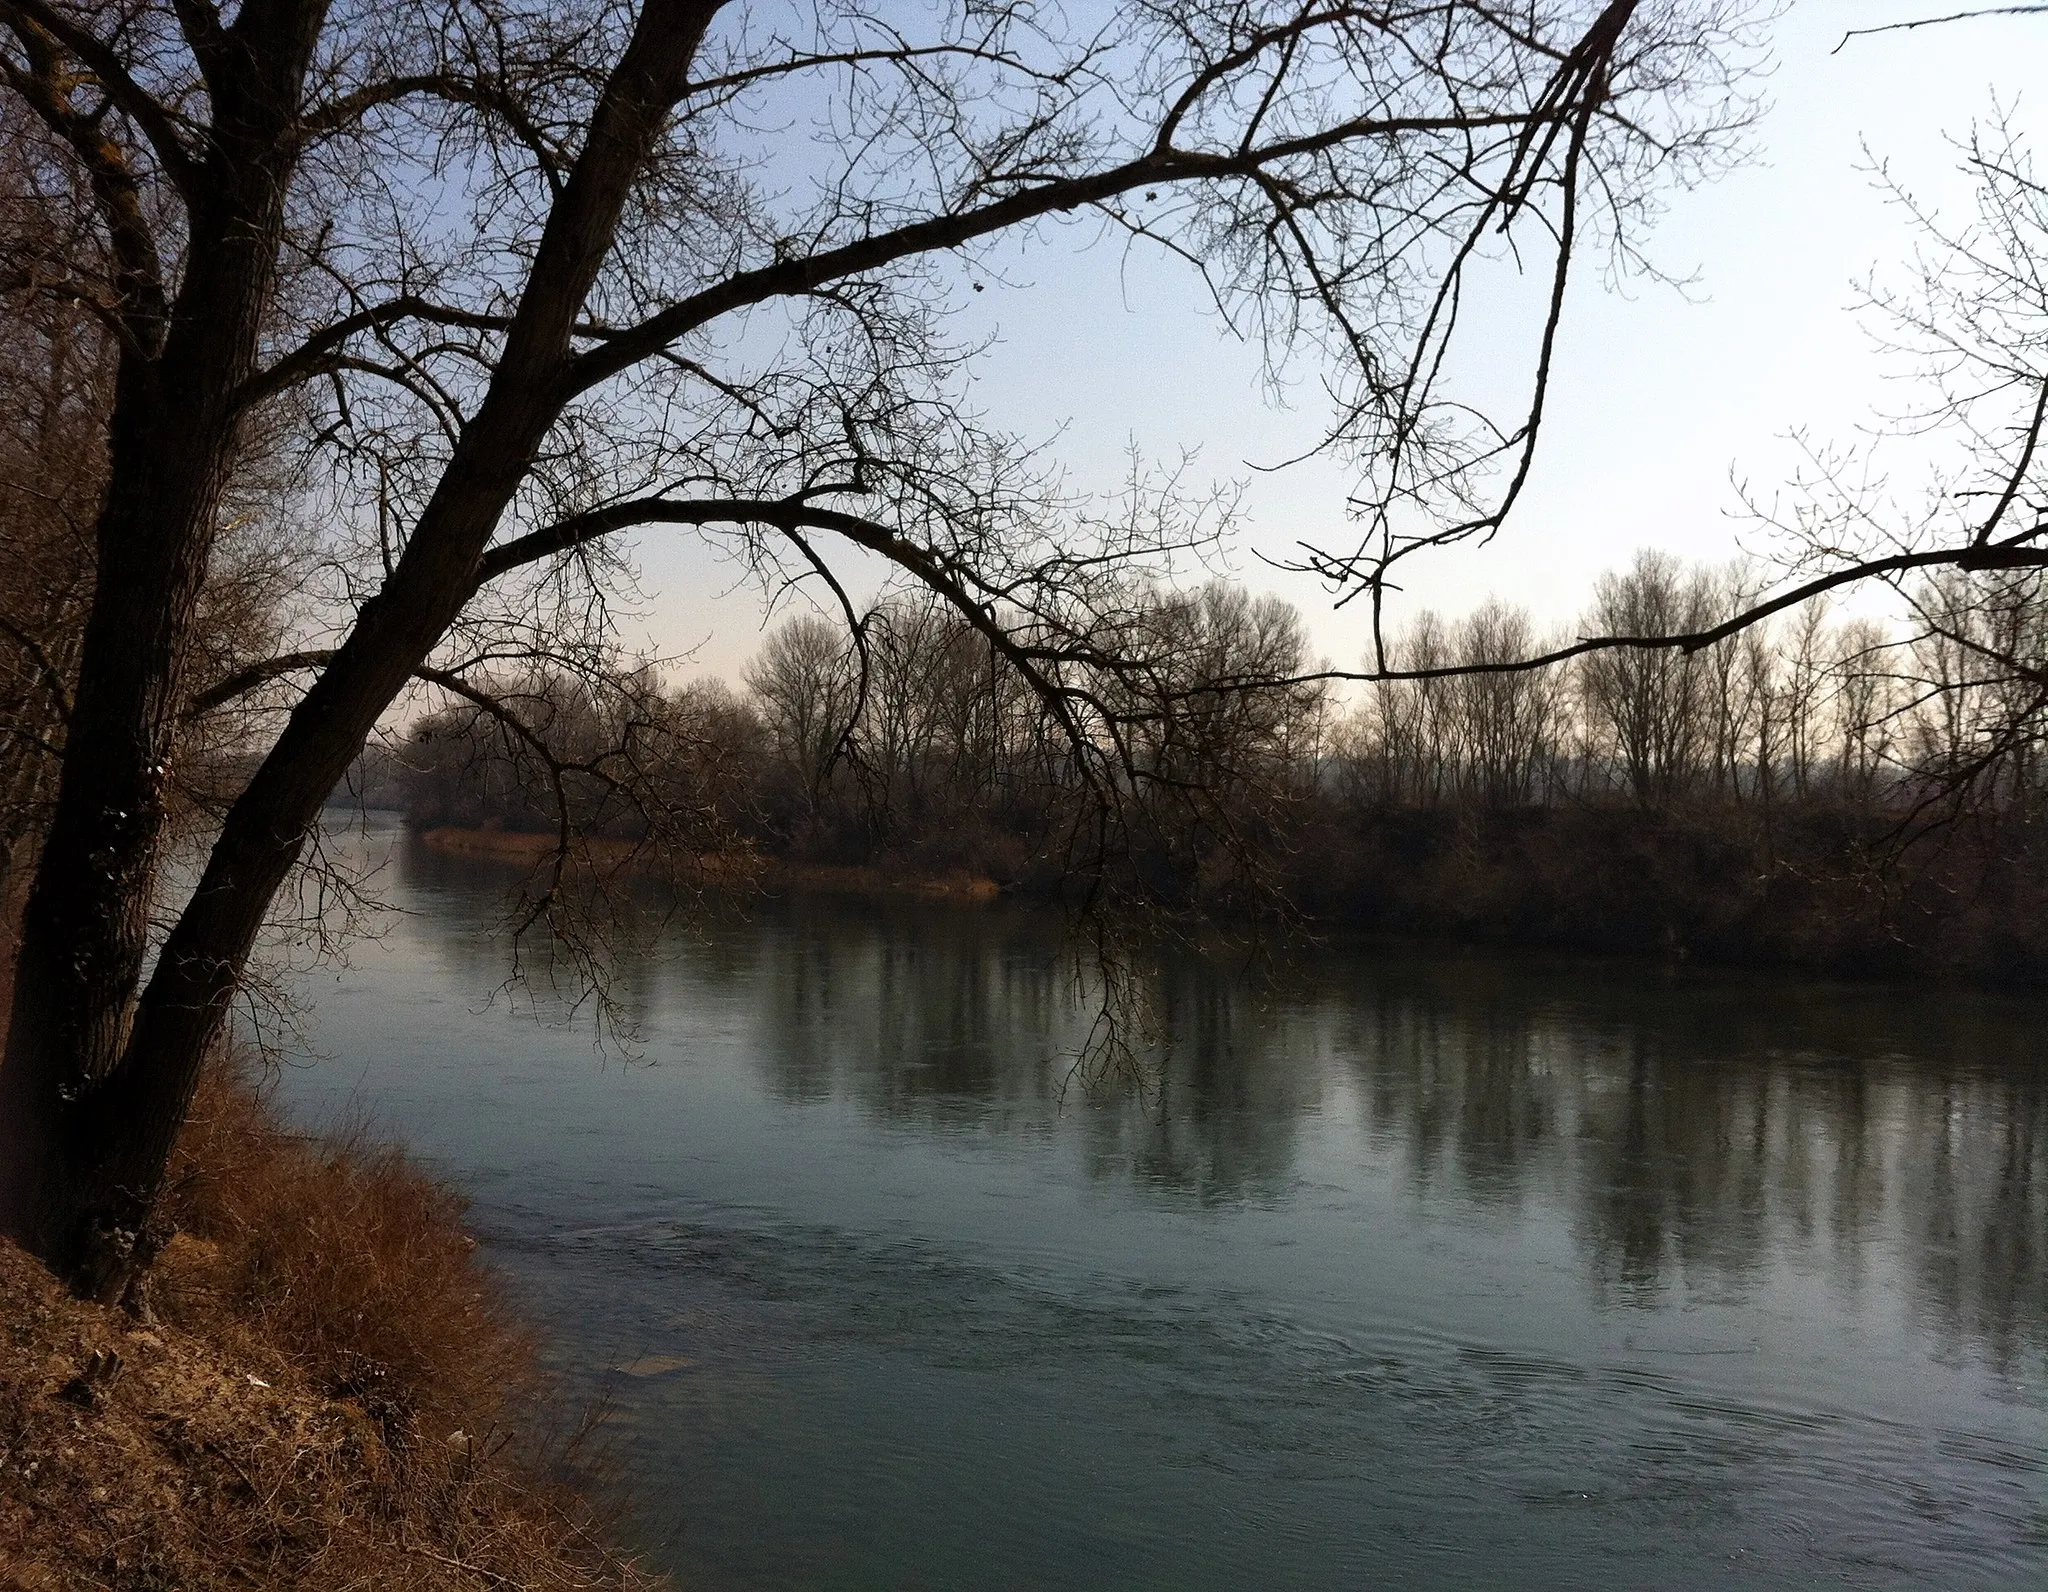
414;824;1004;904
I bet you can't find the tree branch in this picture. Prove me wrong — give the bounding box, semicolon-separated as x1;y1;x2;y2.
299;72;570;191
182;650;339;721
1235;541;2048;693
236;296;522;410
680;38;1082;101
0;611;75;724
1836;6;2048;52
474;493;1114;789
0;19;168;351
562;108;1560;398
0;0;202;200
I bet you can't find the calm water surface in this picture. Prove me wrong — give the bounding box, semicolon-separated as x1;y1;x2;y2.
275;818;2048;1590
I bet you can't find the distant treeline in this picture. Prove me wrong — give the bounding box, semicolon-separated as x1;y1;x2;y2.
376;550;2048;983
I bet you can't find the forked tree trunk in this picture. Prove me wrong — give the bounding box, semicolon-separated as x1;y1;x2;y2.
0;1;333;1290
0;0;720;1298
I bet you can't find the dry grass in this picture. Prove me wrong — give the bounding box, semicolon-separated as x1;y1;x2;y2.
157;1064;533;1448
0;1057;669;1591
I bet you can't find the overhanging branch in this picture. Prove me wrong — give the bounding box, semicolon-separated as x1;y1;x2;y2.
1836;6;2048;52
1225;540;2048;694
561;109;1567;399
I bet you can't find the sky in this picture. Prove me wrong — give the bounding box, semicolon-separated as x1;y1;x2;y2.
629;1;2048;686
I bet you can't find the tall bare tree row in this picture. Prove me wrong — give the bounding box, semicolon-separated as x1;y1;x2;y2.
405;550;2048;882
1347;551;2047;820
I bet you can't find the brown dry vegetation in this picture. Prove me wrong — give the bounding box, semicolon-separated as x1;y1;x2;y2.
0;1060;667;1591
415;825;1001;902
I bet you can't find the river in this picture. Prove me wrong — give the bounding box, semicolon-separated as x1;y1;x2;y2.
271;816;2048;1590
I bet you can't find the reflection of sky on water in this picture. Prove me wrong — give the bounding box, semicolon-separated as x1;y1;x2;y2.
273;819;2048;1591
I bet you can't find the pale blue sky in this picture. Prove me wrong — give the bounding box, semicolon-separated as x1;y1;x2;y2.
632;2;2048;684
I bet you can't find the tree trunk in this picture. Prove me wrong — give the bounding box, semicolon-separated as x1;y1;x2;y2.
0;0;333;1290
0;0;722;1298
0;308;271;1284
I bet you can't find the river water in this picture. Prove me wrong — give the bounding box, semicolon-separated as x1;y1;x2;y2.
273;817;2048;1590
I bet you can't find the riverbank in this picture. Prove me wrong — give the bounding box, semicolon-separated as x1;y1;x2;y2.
1276;803;2048;986
417;824;1003;903
0;1059;664;1591
407;805;2048;986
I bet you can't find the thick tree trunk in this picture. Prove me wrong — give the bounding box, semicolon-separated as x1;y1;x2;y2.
0;1;333;1288
0;331;267;1282
0;0;722;1297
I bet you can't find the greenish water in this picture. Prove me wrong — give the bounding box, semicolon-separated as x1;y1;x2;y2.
278;817;2048;1589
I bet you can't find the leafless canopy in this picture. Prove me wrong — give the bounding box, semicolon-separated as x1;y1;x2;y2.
1264;104;2048;699
7;0;1763;728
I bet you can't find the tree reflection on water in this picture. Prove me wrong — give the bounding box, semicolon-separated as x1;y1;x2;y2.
393;832;2048;1370
674;891;2048;1368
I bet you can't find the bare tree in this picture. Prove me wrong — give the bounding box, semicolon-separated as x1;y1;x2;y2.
747;610;857;833
0;0;1768;1292
1895;566;2048;816
1697;565;1761;803
1349;602;1565;808
1356;610;1456;807
1714;114;2048;829
1450;600;1564;807
1831;616;1898;808
1576;550;1715;804
1107;580;1326;904
1776;596;1834;801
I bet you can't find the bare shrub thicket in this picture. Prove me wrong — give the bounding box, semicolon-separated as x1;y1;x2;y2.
403;544;2047;981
